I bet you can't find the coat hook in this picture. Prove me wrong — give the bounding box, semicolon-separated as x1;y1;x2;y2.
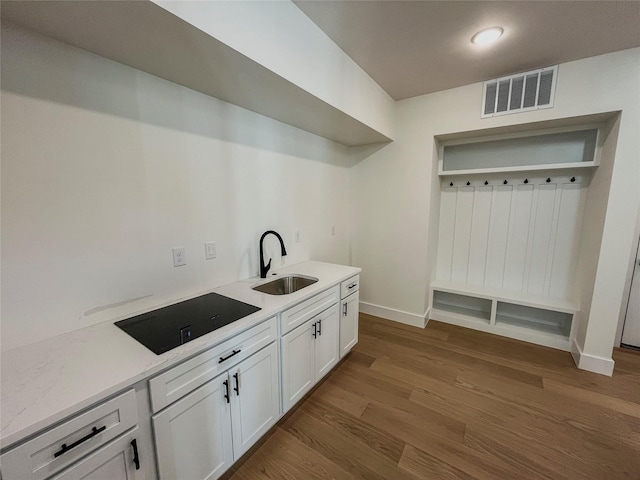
449;182;453;187
571;177;576;182
484;180;488;185
503;179;508;185
546;177;551;183
524;179;529;184
466;181;471;186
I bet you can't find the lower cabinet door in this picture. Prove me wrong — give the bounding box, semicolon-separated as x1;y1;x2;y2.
152;373;233;480
314;305;339;379
281;320;315;412
340;291;359;357
230;342;280;459
51;428;144;480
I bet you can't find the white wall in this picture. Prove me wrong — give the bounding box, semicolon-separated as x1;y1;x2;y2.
153;0;396;141
351;48;640;368
3;19;638;374
0;24;353;352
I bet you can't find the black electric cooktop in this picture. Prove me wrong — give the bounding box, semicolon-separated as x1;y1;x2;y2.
115;293;261;355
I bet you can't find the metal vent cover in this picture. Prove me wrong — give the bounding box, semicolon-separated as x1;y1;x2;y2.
482;66;558;118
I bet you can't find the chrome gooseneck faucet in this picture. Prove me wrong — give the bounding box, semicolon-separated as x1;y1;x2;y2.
259;230;287;278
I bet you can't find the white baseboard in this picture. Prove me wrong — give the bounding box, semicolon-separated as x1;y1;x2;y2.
359;301;427;328
571;339;615;376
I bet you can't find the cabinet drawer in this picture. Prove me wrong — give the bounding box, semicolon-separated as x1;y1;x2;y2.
149;317;277;413
0;389;138;480
340;275;360;299
280;286;339;335
50;427;143;480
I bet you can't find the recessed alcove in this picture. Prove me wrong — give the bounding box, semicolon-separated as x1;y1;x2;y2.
430;112;620;351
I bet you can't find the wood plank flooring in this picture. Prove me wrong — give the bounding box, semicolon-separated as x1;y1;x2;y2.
223;313;640;479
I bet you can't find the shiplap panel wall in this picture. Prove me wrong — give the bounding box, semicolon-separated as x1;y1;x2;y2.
436;179;586;300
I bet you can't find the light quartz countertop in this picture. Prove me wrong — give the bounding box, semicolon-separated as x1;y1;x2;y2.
0;260;360;450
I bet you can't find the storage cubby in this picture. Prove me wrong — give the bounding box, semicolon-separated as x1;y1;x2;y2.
429;282;577;351
440;128;599;175
428;121;609;352
495;302;572;339
432;290;492;323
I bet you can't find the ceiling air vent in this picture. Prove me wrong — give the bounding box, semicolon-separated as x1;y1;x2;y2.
482;66;558;118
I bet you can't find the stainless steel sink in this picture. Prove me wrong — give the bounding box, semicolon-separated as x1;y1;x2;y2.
251;275;318;295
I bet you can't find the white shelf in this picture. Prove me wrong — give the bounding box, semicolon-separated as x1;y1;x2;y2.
0;1;391;147
438;161;597;177
432;291;492;323
430;280;578;313
430;282;577;351
438;127;599;176
430;308;571;351
491;321;571;351
495;304;572;339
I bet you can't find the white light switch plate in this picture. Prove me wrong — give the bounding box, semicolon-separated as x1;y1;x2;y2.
172;247;186;267
205;241;216;260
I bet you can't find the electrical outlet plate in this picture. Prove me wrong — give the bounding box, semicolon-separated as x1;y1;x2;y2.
172;247;186;267
295;230;301;242
205;241;216;260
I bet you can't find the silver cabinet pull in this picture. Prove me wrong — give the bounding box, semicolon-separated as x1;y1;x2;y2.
343;302;348;316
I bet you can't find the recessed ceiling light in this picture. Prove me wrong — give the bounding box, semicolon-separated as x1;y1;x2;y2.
471;27;504;46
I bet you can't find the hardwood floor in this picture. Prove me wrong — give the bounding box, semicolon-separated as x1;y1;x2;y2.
224;313;640;479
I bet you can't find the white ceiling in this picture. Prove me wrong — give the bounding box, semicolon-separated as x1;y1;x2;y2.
294;1;640;100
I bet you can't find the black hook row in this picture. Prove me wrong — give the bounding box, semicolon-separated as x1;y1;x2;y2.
447;176;578;187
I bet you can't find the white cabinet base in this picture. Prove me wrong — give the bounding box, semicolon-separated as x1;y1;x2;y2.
152;374;233;480
51;428;144;480
430;282;577;351
1;390;139;480
230;343;280;459
281;305;339;413
340;291;359;357
315;306;339;379
152;342;280;480
281;320;316;412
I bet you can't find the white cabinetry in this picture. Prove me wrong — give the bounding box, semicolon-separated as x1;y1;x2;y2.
281;319;315;407
314;305;340;379
280;286;339;335
229;343;280;458
0;265;361;480
430;283;577;350
0;390;144;480
339;275;360;358
148;318;277;413
50;428;143;480
152;374;233;480
281;304;339;412
439;127;599;176
430;123;607;351
151;318;279;480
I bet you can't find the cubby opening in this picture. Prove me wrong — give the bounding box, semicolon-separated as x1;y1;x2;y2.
442;128;598;173
495;302;572;339
432;291;492;323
